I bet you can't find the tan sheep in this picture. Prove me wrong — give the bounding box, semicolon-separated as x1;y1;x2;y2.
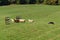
19;19;25;23
28;19;34;23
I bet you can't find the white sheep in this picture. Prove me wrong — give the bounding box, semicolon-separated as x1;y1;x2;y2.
19;19;25;23
10;19;14;23
28;19;34;23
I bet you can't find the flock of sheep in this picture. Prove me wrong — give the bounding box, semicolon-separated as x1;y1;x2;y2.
5;16;34;25
11;19;34;23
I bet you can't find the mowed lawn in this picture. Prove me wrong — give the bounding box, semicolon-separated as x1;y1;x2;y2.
0;5;60;40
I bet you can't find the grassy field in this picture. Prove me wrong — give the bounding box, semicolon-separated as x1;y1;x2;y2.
0;5;60;40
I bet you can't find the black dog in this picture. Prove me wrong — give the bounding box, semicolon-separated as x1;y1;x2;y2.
48;22;54;24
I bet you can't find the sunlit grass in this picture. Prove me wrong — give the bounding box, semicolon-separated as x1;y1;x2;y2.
0;5;60;40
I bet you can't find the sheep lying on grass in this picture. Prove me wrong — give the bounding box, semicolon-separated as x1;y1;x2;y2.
8;18;34;23
19;19;25;23
28;19;34;23
10;18;25;23
10;19;14;23
5;17;10;25
14;19;20;23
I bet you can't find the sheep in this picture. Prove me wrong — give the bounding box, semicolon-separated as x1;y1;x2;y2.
10;19;14;23
28;19;34;23
19;19;25;23
14;19;20;23
5;17;10;25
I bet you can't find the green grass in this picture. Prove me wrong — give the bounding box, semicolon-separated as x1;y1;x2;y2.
0;5;60;40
